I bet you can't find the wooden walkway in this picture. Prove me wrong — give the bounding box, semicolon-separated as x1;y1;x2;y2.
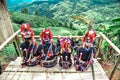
0;57;109;80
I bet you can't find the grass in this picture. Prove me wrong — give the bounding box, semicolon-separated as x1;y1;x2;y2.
33;27;78;36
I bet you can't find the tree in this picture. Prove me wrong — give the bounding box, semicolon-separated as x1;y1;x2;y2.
21;8;28;14
69;22;73;29
109;18;120;47
34;10;39;16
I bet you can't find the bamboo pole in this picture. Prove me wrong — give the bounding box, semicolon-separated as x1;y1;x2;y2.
91;63;95;80
95;36;103;58
18;35;84;38
109;56;120;80
15;36;21;47
15;36;21;56
0;30;20;51
13;41;20;57
100;32;120;55
18;35;100;38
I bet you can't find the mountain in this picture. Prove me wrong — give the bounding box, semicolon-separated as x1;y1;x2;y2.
6;0;120;28
91;0;119;4
5;0;60;8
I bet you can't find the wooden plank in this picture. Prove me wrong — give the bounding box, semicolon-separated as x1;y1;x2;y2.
80;72;102;80
80;71;109;80
5;61;15;71
15;57;29;72
0;75;6;80
32;73;46;80
28;65;47;72
4;58;102;73
47;73;62;80
5;57;99;72
12;72;21;80
11;65;20;72
0;72;9;80
5;72;15;80
5;61;20;72
94;60;109;80
15;57;22;62
0;57;109;80
46;67;53;73
18;66;30;72
62;73;81;80
13;61;21;66
18;72;33;80
52;63;61;72
1;72;109;80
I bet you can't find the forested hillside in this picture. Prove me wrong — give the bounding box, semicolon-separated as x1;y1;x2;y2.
1;0;120;79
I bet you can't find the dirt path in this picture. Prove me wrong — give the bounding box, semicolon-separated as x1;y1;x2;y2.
101;61;120;80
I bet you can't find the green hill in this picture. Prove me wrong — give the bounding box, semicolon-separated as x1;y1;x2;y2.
8;0;120;25
10;12;81;36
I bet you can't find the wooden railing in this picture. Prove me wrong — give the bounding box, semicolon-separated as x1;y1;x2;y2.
0;30;120;80
0;30;20;74
0;30;86;56
0;30;21;57
97;32;120;80
0;30;20;51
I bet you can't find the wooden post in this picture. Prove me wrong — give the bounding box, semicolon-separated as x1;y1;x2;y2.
15;36;21;47
109;55;120;80
15;36;21;56
13;41;20;57
0;61;2;74
91;63;95;80
95;36;103;58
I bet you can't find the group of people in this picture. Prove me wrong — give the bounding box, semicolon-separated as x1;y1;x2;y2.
20;23;96;71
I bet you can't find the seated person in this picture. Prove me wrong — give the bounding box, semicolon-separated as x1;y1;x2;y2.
36;28;57;68
74;40;95;71
56;37;73;69
20;23;39;67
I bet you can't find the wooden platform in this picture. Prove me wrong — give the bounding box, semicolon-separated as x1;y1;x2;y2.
0;57;109;80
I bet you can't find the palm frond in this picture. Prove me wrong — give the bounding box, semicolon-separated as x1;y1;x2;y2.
109;25;120;28
111;18;120;22
71;16;89;25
